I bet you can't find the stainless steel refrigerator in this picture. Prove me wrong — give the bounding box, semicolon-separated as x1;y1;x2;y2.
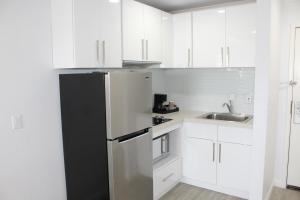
59;72;153;200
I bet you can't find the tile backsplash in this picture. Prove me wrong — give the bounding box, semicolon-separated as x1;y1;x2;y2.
152;68;255;114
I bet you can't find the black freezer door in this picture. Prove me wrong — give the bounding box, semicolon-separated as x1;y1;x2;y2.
59;73;109;200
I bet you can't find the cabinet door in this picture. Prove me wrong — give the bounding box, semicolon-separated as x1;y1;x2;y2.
122;0;145;61
73;0;122;68
226;3;256;67
193;8;226;68
73;0;104;68
183;138;216;184
161;12;173;68
173;13;192;68
144;5;162;62
217;142;251;192
101;0;122;68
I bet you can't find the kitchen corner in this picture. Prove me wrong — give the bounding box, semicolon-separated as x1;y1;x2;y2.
152;110;254;199
152;111;253;139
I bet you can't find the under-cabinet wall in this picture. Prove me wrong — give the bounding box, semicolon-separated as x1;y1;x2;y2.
152;68;255;114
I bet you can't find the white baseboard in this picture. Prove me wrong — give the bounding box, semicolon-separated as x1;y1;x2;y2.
264;182;274;200
181;177;249;199
273;178;286;188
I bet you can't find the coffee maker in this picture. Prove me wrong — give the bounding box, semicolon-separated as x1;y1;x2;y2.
153;94;179;114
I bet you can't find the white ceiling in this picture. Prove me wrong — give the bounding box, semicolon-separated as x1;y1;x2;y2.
136;0;245;12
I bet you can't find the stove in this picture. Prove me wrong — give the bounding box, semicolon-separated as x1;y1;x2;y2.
152;116;172;126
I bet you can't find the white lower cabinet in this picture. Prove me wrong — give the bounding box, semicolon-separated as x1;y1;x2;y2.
153;158;181;200
217;142;251;192
182;123;252;198
183;138;216;185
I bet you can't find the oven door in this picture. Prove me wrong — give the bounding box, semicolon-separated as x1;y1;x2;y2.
153;134;170;163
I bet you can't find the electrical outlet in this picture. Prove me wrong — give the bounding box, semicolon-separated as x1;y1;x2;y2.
11;115;24;130
246;96;253;104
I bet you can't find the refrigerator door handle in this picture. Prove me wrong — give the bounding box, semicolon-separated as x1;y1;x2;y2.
118;128;150;143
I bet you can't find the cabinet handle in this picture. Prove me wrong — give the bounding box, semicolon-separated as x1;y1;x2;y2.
188;48;191;67
221;47;224;66
97;40;101;64
226;46;230;67
219;144;222;163
142;39;145;60
146;39;149;60
102;40;106;66
162;173;174;182
213;143;215;162
161;136;167;154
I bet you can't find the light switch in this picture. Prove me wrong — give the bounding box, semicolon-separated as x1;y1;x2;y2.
294;102;300;124
11;115;24;130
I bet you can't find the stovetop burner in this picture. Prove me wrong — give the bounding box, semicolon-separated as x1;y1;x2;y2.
152;116;172;126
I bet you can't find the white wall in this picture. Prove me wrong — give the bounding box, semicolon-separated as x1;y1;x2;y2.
152;68;255;114
274;0;300;188
0;1;67;199
250;0;282;199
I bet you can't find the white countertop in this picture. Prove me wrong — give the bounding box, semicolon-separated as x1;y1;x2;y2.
152;111;253;139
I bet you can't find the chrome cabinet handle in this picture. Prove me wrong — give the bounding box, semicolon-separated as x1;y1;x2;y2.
188;48;191;67
226;46;230;67
146;39;149;60
97;40;101;64
221;47;224;66
142;39;145;60
219;144;222;163
213;142;216;162
102;40;106;66
290;101;293;116
163;173;174;182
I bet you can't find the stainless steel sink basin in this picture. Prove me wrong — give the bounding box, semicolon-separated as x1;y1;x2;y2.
198;112;253;123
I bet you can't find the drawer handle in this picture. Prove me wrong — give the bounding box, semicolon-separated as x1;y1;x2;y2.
162;173;175;182
219;143;222;163
213;142;215;162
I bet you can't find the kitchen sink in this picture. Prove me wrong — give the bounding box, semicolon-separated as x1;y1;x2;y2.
198;112;253;123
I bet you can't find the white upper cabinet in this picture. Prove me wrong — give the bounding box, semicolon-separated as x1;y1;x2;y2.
193;8;226;68
122;0;162;63
226;3;256;68
161;12;173;68
173;13;192;68
51;0;122;68
122;0;144;62
191;3;256;68
144;5;162;62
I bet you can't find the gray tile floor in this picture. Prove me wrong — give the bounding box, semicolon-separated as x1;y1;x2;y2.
269;187;300;200
160;183;300;200
160;183;244;200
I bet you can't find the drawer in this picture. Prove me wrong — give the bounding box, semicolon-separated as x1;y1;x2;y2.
154;158;181;199
184;122;218;141
218;126;252;145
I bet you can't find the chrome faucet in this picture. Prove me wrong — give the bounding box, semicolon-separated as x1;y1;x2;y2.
223;100;233;114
